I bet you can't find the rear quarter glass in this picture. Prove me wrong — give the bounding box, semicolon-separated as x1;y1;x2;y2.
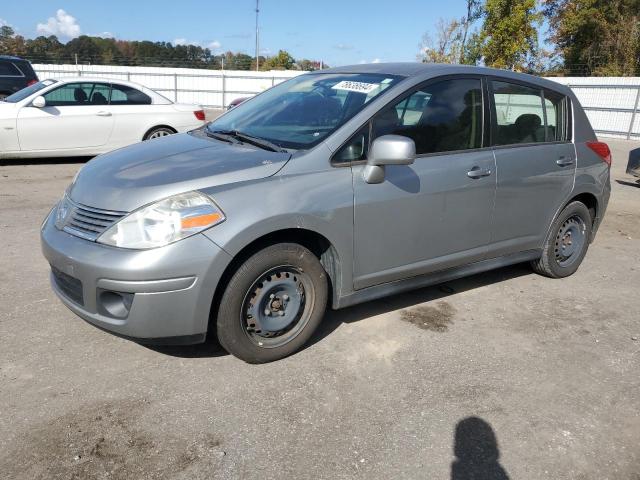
16;61;37;78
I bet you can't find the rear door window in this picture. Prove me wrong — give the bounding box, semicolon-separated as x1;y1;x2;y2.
491;81;547;145
371;78;483;155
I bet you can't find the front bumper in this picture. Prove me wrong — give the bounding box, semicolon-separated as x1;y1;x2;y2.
41;211;232;344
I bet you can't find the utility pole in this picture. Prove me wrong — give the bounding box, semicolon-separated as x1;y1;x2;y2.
255;0;260;71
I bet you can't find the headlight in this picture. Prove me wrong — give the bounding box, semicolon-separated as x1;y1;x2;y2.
97;191;225;249
54;193;72;230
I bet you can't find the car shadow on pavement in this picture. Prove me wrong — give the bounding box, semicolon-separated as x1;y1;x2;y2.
308;263;532;349
0;157;92;166
451;416;510;480
615;179;640;188
145;263;532;359
146;337;229;358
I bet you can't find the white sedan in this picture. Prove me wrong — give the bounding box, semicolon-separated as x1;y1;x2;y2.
0;77;207;159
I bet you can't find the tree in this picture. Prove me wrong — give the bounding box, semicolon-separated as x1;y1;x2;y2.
260;50;295;70
460;0;483;63
0;26;27;57
544;0;640;76
419;18;463;64
478;0;542;70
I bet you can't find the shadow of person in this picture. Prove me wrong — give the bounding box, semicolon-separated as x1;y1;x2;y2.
451;417;510;480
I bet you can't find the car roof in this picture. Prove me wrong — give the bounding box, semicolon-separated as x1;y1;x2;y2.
48;76;151;89
0;55;26;62
318;62;572;95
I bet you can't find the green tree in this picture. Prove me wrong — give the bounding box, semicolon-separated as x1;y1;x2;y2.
0;26;27;57
544;0;640;76
478;0;542;70
260;50;295;70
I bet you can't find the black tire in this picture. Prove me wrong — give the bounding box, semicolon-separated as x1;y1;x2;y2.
217;243;328;363
531;201;593;278
143;126;176;140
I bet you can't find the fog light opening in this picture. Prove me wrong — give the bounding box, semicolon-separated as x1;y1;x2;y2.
99;290;134;319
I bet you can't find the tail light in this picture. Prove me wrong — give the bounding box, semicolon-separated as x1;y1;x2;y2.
586;141;612;167
27;79;38;86
194;110;206;121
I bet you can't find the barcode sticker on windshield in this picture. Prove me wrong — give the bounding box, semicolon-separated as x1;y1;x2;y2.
332;81;379;94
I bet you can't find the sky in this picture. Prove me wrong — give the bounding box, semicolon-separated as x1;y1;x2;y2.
0;0;472;66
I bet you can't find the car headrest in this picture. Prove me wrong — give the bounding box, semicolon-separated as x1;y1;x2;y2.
515;114;541;131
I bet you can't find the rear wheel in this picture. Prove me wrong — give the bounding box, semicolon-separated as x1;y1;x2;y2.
531;201;593;278
217;243;328;363
143;126;176;140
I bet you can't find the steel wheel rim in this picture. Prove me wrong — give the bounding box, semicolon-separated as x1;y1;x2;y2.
554;215;587;267
240;265;314;348
149;129;172;139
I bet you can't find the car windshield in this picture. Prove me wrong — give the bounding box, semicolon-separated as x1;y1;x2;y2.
3;79;57;103
207;73;404;149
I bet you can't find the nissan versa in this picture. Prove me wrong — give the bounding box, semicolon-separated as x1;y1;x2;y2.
41;64;611;363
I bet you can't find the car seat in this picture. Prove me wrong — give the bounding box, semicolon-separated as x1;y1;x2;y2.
73;88;88;104
91;92;108;105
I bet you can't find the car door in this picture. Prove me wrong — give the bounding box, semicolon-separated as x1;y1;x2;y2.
106;83;156;146
487;80;576;257
348;77;497;290
17;82;114;151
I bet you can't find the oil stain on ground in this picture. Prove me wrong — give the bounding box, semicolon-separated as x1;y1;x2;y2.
400;301;456;332
0;398;225;480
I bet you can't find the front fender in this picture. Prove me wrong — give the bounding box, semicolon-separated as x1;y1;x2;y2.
201;168;355;301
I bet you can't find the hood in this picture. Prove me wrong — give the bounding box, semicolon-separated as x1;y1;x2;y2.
69;131;291;212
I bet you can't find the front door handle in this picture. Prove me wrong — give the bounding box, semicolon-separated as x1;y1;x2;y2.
467;166;492;179
96;111;112;117
556;157;574;167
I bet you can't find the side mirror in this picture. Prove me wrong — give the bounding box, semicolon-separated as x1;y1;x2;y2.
363;135;416;184
32;96;46;108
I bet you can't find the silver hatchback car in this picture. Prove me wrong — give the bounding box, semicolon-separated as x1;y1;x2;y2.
42;63;611;363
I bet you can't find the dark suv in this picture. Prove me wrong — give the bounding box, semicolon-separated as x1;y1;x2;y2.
0;56;39;100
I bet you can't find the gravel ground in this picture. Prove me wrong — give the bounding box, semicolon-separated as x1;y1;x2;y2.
1;139;639;480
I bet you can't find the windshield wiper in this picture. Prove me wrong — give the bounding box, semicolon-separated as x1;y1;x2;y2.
205;130;242;144
209;129;285;153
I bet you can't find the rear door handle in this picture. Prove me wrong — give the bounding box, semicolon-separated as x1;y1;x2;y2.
467;166;492;179
96;111;112;117
556;157;574;167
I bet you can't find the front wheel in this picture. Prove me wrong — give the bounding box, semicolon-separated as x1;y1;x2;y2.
217;243;328;363
531;201;593;278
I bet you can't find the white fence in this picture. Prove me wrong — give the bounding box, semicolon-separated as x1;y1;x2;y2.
31;64;640;140
32;64;303;109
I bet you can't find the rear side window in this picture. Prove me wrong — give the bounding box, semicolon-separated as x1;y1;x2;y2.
110;84;152;105
0;61;23;77
371;78;483;155
543;89;570;142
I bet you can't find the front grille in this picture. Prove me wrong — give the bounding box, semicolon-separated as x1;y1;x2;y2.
63;202;126;241
51;266;84;306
